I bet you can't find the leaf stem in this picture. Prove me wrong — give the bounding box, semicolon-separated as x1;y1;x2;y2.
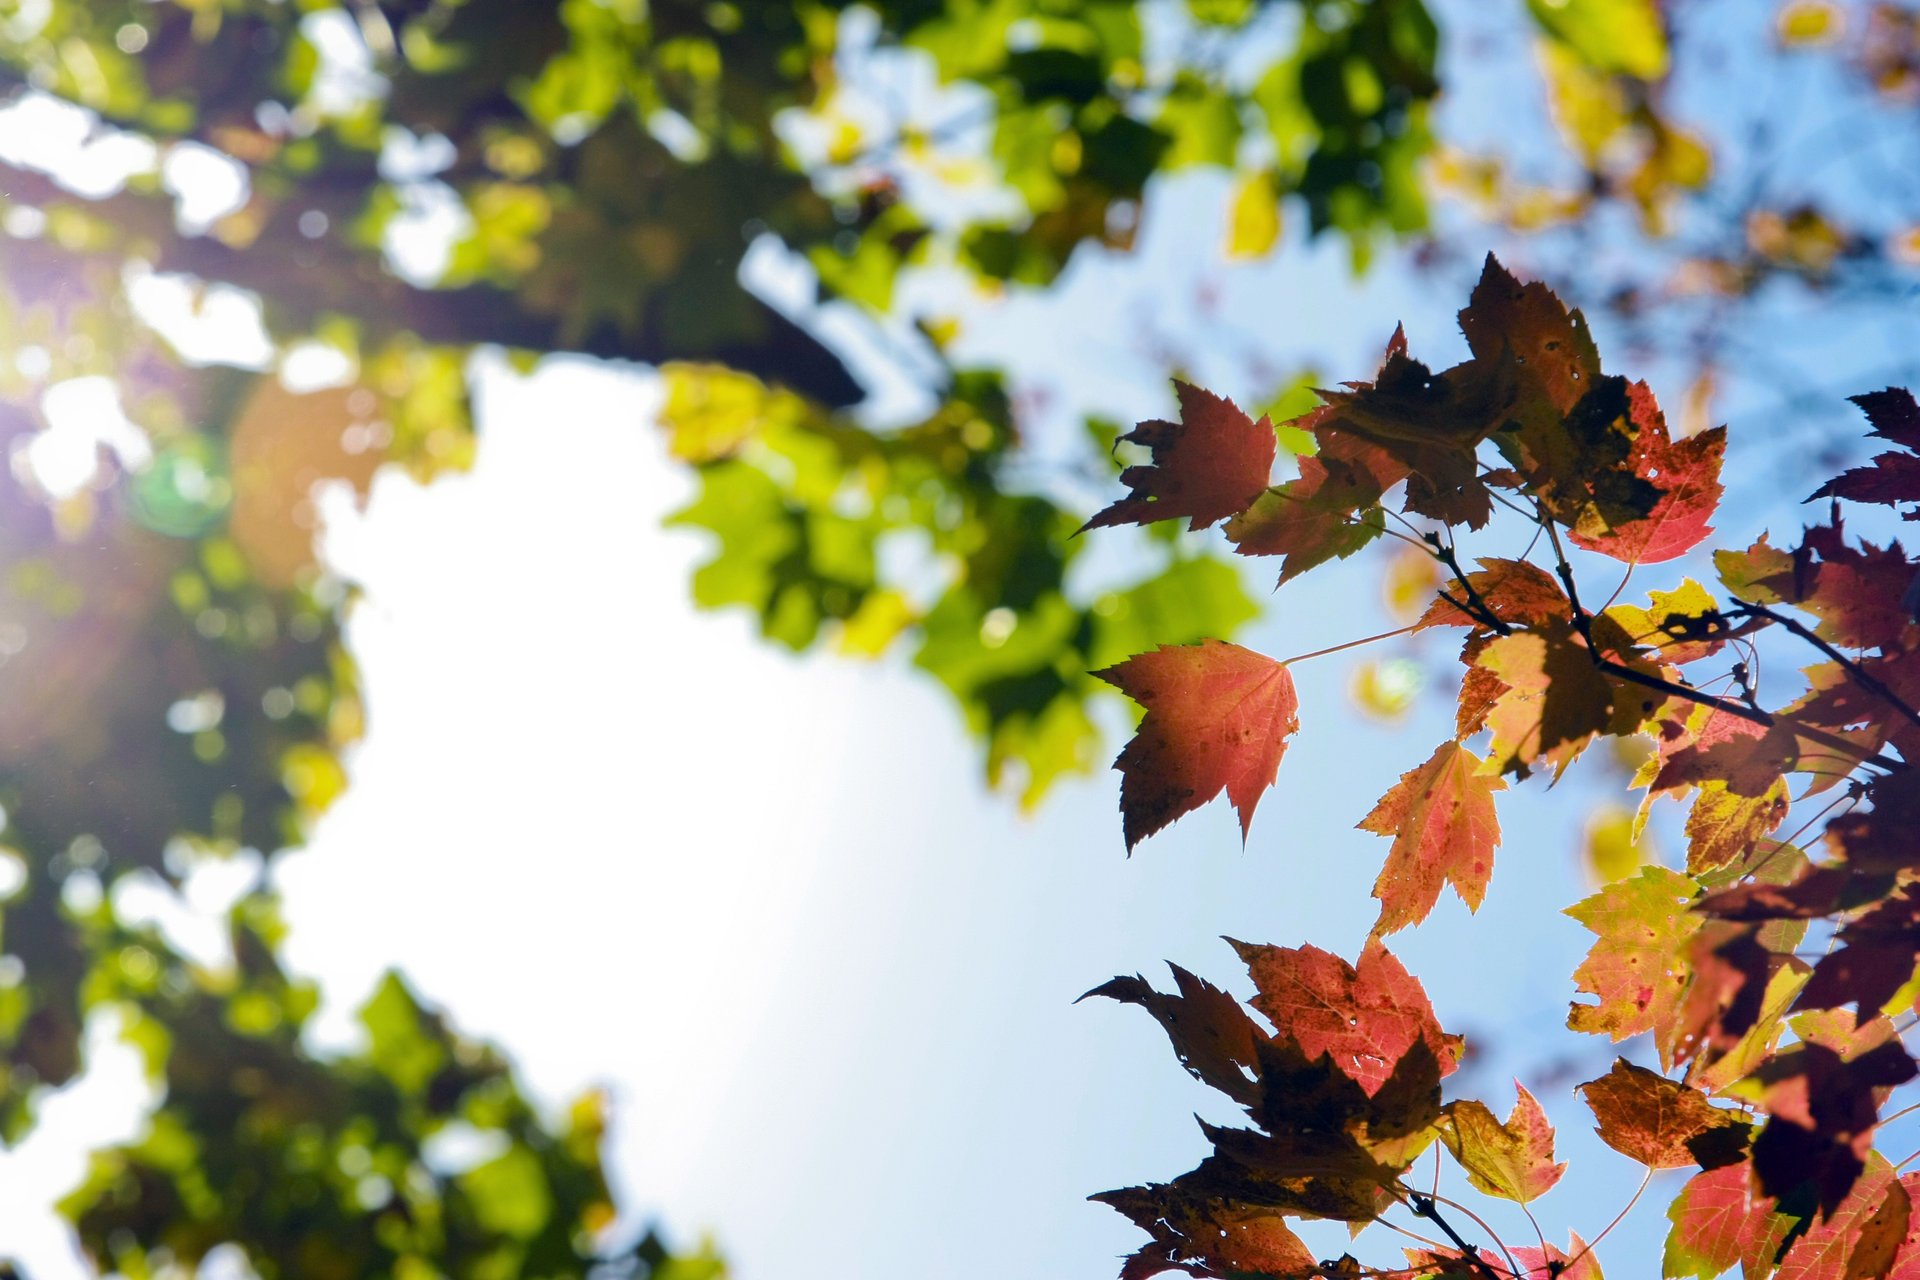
1278;624;1420;667
1564;1168;1652;1270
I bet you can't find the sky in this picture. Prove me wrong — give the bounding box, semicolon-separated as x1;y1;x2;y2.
1;4;1917;1278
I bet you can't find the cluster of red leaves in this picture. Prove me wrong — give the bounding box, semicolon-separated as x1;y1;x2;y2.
1084;257;1920;1279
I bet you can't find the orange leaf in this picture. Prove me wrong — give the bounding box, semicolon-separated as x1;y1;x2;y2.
1096;641;1300;850
1578;1059;1752;1169
1359;741;1505;936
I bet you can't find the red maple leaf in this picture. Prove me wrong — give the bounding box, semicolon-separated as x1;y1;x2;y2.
1096;641;1300;850
1230;938;1460;1095
1810;388;1920;517
1568;381;1726;564
1082;382;1277;532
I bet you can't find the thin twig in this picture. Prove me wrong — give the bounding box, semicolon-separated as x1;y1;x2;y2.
1736;602;1920;731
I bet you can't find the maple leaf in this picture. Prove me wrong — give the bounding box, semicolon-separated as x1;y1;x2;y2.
1883;1173;1920;1280
1081;965;1264;1107
1664;1162;1796;1280
1095;1180;1322;1280
1300;325;1510;530
1775;1153;1910;1280
1475;622;1619;776
1082;381;1277;533
1686;781;1792;873
1565;866;1701;1050
1578;1059;1752;1169
1096;641;1300;851
1672;922;1797;1075
1457;254;1602;419
1511;1234;1602;1280
1567;382;1726;565
1358;741;1505;936
1824;772;1920;872
1809;389;1920;518
1646;709;1795;872
1439;1083;1566;1204
1231;938;1460;1095
1605;578;1733;666
1225;431;1399;584
1413;557;1571;632
1798;889;1920;1020
1719;514;1917;651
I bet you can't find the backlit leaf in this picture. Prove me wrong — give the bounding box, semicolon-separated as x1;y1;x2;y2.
1097;641;1300;850
1359;741;1505;936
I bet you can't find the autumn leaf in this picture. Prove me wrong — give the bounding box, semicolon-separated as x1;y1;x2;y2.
1578;1059;1752;1169
1775;1153;1910;1280
1231;938;1460;1095
1512;1234;1602;1280
1741;1041;1918;1212
1414;557;1571;632
1359;741;1505;936
1294;324;1506;529
1475;622;1618;776
1568;384;1726;565
1809;389;1920;517
1225;435;1397;584
1096;641;1301;851
1664;1162;1796;1280
1797;889;1920;1018
1566;866;1701;1048
1605;578;1732;666
1457;253;1601;418
1083;381;1277;533
1095;1182;1321;1280
1440;1083;1566;1203
1081;965;1265;1107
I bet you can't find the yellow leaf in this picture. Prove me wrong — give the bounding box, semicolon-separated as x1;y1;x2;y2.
1777;0;1843;46
1583;804;1652;884
1226;170;1282;260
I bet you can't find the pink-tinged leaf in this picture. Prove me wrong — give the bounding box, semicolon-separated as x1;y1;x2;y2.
1664;1163;1795;1280
1776;1153;1907;1280
1083;381;1277;532
1230;938;1460;1095
1359;741;1505;936
1513;1233;1602;1280
1883;1173;1920;1279
1096;641;1300;851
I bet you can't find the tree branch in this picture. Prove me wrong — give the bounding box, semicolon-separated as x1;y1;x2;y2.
0;156;864;406
1736;602;1920;732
